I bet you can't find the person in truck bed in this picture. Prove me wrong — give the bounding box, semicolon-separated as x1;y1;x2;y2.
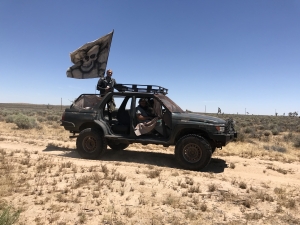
97;69;116;121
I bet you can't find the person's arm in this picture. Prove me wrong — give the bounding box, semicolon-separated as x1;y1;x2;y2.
136;114;153;121
136;107;152;121
97;79;105;91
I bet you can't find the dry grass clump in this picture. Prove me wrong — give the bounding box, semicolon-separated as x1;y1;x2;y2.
207;183;217;192
144;168;161;178
163;194;180;208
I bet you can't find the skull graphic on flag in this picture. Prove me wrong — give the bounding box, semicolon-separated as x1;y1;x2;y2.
66;30;114;79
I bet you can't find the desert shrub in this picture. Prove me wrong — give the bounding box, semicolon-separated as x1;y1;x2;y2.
244;127;254;134
293;135;300;148
47;114;60;121
296;125;300;133
239;122;247;128
25;111;35;117
277;126;284;132
37;116;46;122
36;111;48;116
13;114;38;129
0;109;14;117
261;136;270;142
235;132;246;142
269;124;278;130
283;133;293;143
248;132;261;139
258;125;266;130
271;128;279;135
264;145;286;153
263;130;272;137
263;145;270;150
5;115;16;123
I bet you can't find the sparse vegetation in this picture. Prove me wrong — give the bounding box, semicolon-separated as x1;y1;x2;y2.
0;106;300;224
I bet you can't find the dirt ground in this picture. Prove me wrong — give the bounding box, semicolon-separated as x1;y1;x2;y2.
1;120;300;225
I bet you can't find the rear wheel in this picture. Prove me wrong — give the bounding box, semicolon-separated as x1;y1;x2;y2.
175;134;212;170
76;128;107;159
107;140;129;151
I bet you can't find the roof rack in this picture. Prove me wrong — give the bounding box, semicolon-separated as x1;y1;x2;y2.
114;84;168;95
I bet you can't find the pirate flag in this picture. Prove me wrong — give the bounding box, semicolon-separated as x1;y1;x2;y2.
66;30;114;79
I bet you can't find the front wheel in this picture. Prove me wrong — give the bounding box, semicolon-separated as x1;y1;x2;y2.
76;128;107;159
175;134;212;170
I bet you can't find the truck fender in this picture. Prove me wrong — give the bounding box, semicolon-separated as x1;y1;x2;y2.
93;120;112;135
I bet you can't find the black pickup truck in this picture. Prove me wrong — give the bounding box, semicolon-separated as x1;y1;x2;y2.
61;84;237;170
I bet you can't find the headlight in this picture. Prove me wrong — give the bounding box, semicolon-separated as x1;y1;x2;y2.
215;126;225;132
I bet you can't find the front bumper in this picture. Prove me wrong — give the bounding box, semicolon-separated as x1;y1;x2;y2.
212;132;237;147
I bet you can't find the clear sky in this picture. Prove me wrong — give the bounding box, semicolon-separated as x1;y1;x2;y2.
0;0;299;115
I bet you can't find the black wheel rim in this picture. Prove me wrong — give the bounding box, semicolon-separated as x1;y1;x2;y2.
183;143;202;163
82;136;97;153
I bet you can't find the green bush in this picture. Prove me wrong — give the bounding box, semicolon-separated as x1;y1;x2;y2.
13;114;38;129
0;205;21;225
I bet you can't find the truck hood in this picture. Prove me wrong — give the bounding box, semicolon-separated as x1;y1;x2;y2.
172;113;226;124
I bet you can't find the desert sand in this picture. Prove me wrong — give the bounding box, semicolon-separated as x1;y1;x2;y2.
1;116;300;225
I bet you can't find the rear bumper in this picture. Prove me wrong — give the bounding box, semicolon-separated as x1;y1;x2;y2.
60;120;75;130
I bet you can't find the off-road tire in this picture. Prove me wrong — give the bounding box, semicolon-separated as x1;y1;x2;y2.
76;128;107;159
175;134;212;170
107;141;129;151
207;140;217;153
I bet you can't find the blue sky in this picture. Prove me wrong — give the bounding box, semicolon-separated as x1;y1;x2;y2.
0;0;299;115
